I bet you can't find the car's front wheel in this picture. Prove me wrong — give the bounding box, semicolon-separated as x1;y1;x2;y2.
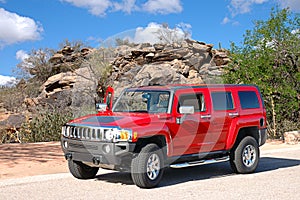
131;143;164;188
68;160;99;179
230;136;259;174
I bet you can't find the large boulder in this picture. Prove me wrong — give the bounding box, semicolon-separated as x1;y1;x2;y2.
25;67;97;115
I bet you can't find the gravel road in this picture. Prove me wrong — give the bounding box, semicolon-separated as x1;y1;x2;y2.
1;145;300;200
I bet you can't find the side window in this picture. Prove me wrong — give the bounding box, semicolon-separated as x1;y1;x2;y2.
238;91;260;109
177;93;206;113
211;92;234;111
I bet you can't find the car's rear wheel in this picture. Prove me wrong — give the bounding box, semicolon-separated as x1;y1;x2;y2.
230;136;259;174
131;143;164;188
68;160;99;179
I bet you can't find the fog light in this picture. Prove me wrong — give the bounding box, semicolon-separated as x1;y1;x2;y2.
103;144;111;154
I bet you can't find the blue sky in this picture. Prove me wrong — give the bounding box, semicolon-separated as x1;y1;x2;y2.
0;0;300;84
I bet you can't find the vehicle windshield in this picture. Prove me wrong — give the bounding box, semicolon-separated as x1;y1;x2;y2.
112;90;170;113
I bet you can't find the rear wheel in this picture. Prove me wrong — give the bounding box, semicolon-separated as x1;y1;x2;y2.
131;143;164;188
68;160;99;179
230;136;259;174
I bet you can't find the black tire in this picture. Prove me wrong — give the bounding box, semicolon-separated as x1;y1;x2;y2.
68;160;99;179
230;136;259;174
131;143;164;188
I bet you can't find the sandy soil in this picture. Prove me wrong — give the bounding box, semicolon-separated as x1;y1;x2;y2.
0;142;67;180
0;140;298;180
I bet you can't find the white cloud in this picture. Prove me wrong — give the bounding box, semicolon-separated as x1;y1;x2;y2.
277;0;300;12
221;17;231;25
228;0;268;16
61;0;112;16
142;0;182;14
61;0;183;16
0;8;43;48
127;22;191;44
16;50;29;61
131;22;162;44
0;75;17;86
113;0;138;13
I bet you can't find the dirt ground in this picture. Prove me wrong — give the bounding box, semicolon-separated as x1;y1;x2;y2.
0;140;298;180
0;142;67;180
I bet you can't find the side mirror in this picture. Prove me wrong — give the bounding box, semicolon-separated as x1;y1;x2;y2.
179;106;194;114
96;103;107;112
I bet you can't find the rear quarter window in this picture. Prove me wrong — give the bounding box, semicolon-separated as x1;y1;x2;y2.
238;91;260;109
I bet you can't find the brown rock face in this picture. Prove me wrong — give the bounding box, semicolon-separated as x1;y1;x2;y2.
27;39;230;110
109;39;230;96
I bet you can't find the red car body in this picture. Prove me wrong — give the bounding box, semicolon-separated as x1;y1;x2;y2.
61;84;267;188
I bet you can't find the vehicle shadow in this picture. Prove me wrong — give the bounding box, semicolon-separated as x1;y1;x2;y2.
95;157;300;187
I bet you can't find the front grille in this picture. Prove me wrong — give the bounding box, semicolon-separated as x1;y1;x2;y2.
62;125;111;141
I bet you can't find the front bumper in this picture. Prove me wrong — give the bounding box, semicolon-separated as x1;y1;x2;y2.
61;137;136;166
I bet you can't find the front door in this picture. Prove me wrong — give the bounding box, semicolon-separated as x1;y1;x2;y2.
169;89;212;156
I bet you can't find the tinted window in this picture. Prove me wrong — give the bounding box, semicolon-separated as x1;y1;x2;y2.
238;91;260;109
177;93;206;112
211;92;234;110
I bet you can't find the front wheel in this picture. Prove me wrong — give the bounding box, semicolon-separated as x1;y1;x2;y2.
131;143;164;188
68;160;99;179
230;136;259;174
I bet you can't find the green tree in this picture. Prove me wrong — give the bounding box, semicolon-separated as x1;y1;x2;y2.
223;7;300;138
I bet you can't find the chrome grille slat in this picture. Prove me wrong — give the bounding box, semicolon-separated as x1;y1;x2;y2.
63;125;109;141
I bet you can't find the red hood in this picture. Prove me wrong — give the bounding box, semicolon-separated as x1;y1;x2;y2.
67;112;168;129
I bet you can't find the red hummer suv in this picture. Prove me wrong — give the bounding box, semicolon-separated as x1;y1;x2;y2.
61;84;267;188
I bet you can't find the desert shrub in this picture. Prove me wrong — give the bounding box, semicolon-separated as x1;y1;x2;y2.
18;109;72;143
0;128;18;143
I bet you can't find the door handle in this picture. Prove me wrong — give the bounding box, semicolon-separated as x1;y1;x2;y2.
201;114;211;119
229;112;239;118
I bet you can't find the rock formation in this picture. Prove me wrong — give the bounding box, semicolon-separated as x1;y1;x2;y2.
0;39;231;136
34;39;230;107
108;39;230;96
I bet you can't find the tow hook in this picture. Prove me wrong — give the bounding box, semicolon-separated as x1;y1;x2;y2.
93;157;101;165
65;153;72;160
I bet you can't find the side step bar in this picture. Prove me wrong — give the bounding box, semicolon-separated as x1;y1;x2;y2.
170;156;229;169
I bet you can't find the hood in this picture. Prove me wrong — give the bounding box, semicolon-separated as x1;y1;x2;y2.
67;113;167;128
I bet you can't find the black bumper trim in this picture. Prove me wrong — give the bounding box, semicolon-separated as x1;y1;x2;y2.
61;138;136;166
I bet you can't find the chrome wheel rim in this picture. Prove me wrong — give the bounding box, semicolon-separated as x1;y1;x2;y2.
242;145;256;167
147;153;160;180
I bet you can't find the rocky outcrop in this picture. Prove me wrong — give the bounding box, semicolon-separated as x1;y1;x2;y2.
108;39;230;96
24;67;98;116
48;46;96;74
49;46;95;65
28;39;230;109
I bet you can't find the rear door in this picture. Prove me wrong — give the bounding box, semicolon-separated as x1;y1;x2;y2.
207;89;238;151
